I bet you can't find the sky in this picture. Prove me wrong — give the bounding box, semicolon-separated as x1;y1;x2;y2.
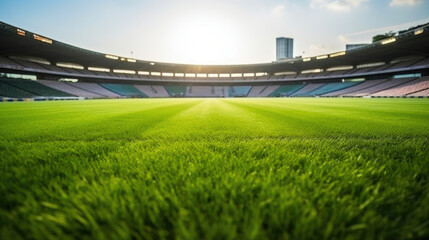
1;0;429;65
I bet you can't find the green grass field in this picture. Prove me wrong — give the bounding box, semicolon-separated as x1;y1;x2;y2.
1;98;429;240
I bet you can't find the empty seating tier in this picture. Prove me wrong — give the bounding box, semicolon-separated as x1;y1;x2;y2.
9;59;48;71
344;78;417;96
247;86;265;97
186;86;226;97
408;88;429;97
229;86;251;97
134;85;169;98
38;80;101;98
290;83;325;97
371;77;429;96
323;79;387;96
68;82;120;97
3;78;71;97
248;85;280;97
100;84;147;97
0;79;34;98
0;56;21;68
302;82;360;96
164;86;187;97
269;84;304;97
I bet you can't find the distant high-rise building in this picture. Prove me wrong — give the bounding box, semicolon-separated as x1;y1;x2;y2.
276;37;293;61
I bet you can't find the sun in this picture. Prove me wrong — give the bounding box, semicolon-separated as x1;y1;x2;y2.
169;12;240;64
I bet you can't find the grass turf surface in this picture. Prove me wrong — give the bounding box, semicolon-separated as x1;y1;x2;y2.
0;98;429;239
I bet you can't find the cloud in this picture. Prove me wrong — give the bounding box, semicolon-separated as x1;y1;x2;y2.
338;35;351;45
271;4;285;15
310;0;368;12
390;0;422;6
304;44;337;57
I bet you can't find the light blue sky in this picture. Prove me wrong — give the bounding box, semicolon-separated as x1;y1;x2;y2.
1;0;428;64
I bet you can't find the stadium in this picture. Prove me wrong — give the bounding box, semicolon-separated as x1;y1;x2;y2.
1;1;429;239
1;21;429;99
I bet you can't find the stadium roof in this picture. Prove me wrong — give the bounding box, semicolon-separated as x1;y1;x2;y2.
1;21;429;75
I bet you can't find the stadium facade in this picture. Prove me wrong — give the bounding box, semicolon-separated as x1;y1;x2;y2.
0;21;429;99
345;44;369;52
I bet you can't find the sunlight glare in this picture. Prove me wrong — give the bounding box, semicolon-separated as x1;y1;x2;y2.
170;12;239;64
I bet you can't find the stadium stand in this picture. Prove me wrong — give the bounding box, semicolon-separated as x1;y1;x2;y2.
300;82;360;96
164;86;187;97
1;21;429;99
352;67;380;75
413;57;429;67
134;85;169;98
100;84;147;97
68;82;120;98
186;86;226;97
9;59;47;72
3;79;71;97
0;79;35;98
91;71;110;77
389;59;422;70
77;69;97;76
344;78;417;96
61;68;82;75
259;85;280;97
38;80;103;97
248;85;280;97
260;85;282;96
408;88;429;97
40;64;69;74
324;70;350;77
371;77;429;96
229;86;251;97
323;79;387;96
290;83;325;96
247;86;265;97
187;86;210;97
268;84;304;97
0;56;22;68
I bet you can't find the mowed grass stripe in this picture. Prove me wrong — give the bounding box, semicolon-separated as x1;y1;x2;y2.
0;98;429;240
0;99;201;141
226;98;429;137
140;99;283;140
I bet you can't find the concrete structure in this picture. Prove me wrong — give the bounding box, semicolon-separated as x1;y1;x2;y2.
346;44;369;52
